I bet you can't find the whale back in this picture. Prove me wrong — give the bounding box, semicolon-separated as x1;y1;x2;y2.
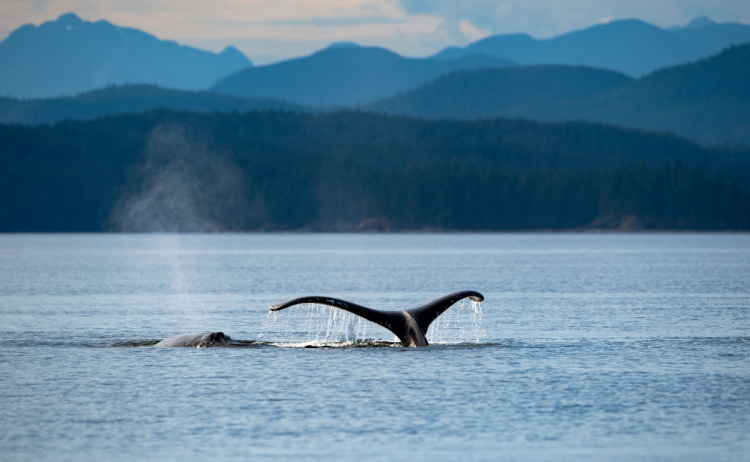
155;332;230;347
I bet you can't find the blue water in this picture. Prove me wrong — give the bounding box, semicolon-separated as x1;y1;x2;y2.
1;234;749;461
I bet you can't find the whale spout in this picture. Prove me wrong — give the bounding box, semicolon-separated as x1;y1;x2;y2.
269;290;484;347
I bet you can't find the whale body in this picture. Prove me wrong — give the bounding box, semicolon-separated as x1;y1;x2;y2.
269;290;484;347
155;332;232;347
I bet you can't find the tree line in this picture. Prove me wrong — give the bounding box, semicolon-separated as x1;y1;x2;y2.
1;110;748;232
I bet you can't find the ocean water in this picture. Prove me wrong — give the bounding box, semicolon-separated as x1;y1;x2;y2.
1;233;748;461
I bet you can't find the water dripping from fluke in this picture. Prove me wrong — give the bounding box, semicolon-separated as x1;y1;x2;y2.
266;290;486;347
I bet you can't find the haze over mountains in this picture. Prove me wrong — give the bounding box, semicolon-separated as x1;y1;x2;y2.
0;12;749;146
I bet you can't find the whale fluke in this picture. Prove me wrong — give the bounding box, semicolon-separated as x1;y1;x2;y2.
269;290;484;347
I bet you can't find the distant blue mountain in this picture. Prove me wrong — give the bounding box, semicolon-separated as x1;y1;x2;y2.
0;13;253;98
211;45;514;107
434;18;750;76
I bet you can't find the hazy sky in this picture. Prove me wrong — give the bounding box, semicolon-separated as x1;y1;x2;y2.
1;0;749;64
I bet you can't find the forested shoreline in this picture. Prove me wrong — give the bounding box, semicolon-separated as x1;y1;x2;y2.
1;110;748;232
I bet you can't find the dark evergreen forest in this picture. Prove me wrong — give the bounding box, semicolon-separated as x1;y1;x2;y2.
1;110;748;232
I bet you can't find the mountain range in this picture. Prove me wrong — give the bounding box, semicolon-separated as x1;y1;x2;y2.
368;43;750;145
0;13;749;145
209;16;750;105
0;13;252;98
2;13;749;102
434;17;750;77
2;42;747;145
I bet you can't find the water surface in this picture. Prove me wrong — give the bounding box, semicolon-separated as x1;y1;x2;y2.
1;233;749;460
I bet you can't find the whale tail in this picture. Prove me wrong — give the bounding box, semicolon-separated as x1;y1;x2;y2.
269;290;484;347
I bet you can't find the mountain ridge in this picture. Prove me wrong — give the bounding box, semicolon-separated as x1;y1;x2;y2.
434;18;750;76
0;13;253;98
211;46;514;107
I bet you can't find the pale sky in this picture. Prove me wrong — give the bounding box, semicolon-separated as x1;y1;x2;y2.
1;0;749;64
